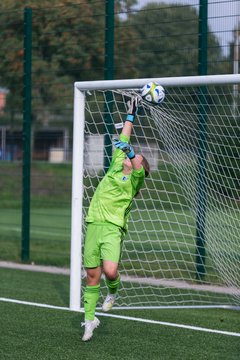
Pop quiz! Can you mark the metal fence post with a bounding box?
[21,7,32,262]
[104,0,115,172]
[195,0,208,280]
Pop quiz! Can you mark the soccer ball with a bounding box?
[141,82,165,104]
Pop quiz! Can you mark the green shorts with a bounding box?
[83,222,124,268]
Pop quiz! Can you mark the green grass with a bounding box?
[0,268,240,360]
[1,302,240,360]
[0,268,69,306]
[0,161,72,209]
[0,207,71,265]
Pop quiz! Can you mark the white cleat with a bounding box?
[102,294,116,312]
[81,317,100,341]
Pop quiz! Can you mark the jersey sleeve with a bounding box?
[110,133,130,169]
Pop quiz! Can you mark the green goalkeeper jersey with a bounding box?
[86,134,145,232]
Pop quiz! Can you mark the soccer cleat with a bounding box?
[81,317,100,341]
[102,294,116,312]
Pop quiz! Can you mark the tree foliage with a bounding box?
[126,2,228,78]
[0,0,138,123]
[0,0,229,123]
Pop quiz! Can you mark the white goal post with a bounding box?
[70,74,240,311]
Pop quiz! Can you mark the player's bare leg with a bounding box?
[102,260,120,312]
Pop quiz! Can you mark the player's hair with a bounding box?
[141,154,150,177]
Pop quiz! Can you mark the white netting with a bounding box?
[81,82,240,308]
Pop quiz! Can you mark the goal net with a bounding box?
[70,75,240,311]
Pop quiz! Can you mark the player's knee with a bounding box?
[104,269,118,281]
[86,267,101,285]
[103,260,118,280]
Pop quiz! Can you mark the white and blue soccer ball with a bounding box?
[141,82,165,104]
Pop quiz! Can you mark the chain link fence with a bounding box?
[0,0,239,266]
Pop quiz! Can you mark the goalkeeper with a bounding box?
[82,96,150,341]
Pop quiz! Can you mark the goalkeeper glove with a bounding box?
[113,139,135,159]
[126,96,141,123]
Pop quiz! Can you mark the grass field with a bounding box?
[0,267,240,360]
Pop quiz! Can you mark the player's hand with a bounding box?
[126,96,141,123]
[113,139,135,159]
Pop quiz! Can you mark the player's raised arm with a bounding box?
[121,96,140,138]
[113,96,143,171]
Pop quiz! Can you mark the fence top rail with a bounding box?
[75,74,240,91]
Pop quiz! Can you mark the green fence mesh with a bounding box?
[0,0,239,266]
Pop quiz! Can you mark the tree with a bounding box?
[0,0,139,125]
[125,2,228,78]
[0,0,230,126]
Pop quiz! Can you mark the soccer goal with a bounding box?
[70,74,240,312]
